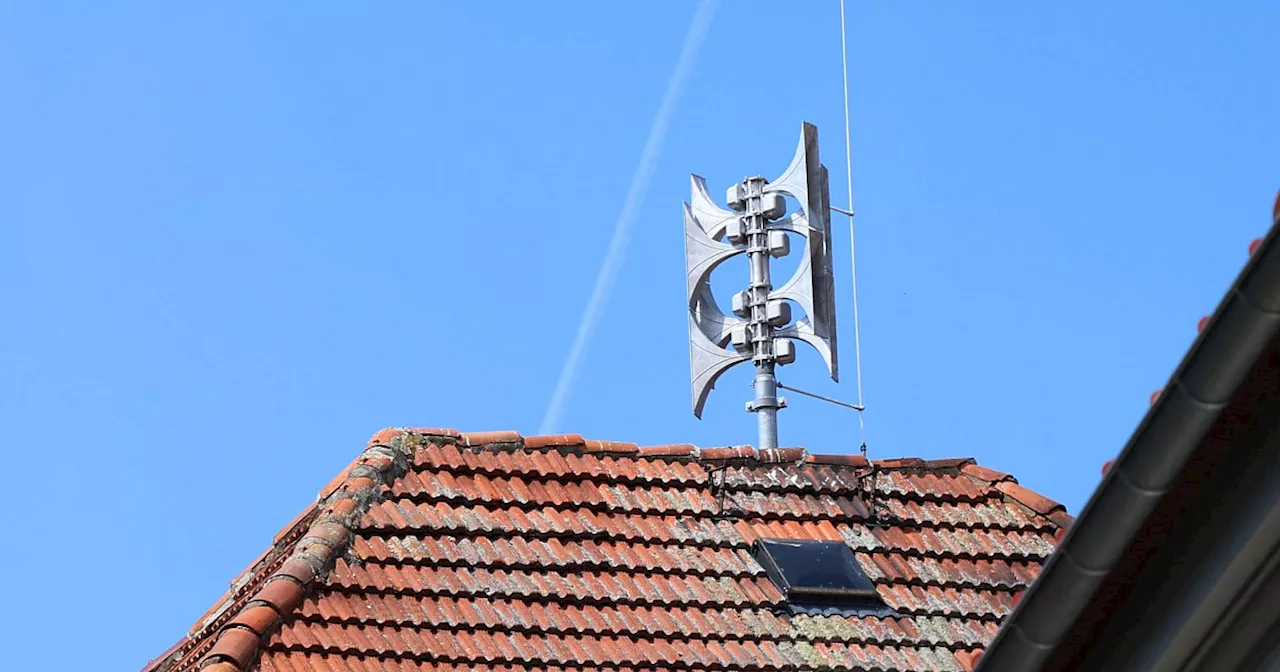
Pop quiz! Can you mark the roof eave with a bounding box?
[1071,348,1280,670]
[977,203,1280,671]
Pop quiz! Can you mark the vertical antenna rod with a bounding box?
[838,0,867,446]
[683,123,841,450]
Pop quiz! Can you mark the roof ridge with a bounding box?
[445,428,1080,529]
[959,463,1074,529]
[445,428,981,472]
[442,431,1075,524]
[145,429,422,672]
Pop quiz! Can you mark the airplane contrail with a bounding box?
[539,0,718,435]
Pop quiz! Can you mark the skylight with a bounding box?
[752,539,884,608]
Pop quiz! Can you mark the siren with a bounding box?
[682,122,842,440]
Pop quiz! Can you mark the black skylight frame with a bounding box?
[752,538,884,607]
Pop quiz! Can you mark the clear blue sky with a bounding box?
[2,2,1277,669]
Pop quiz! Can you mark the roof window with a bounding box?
[752,539,885,608]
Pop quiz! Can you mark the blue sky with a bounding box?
[1,2,1277,669]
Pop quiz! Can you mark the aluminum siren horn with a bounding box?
[684,177,749,418]
[681,121,843,450]
[762,122,840,381]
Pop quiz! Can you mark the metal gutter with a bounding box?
[976,195,1280,671]
[1069,346,1280,670]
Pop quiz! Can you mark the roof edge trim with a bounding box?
[144,428,423,672]
[977,194,1280,671]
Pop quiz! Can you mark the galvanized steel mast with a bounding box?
[739,175,784,450]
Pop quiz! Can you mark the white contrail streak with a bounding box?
[539,0,717,435]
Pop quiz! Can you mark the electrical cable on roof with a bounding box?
[838,0,868,451]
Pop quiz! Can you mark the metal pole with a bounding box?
[753,368,779,449]
[744,176,780,450]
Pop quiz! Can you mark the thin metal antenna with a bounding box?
[839,0,868,448]
[683,123,840,450]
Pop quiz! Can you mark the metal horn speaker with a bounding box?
[684,175,749,417]
[763,122,840,381]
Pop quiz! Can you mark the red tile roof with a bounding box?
[144,428,1071,672]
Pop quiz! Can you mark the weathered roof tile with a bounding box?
[146,428,1068,672]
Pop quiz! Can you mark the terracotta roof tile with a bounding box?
[806,452,870,466]
[522,433,585,450]
[638,443,699,457]
[461,430,522,447]
[994,480,1066,517]
[958,463,1012,484]
[146,428,1069,671]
